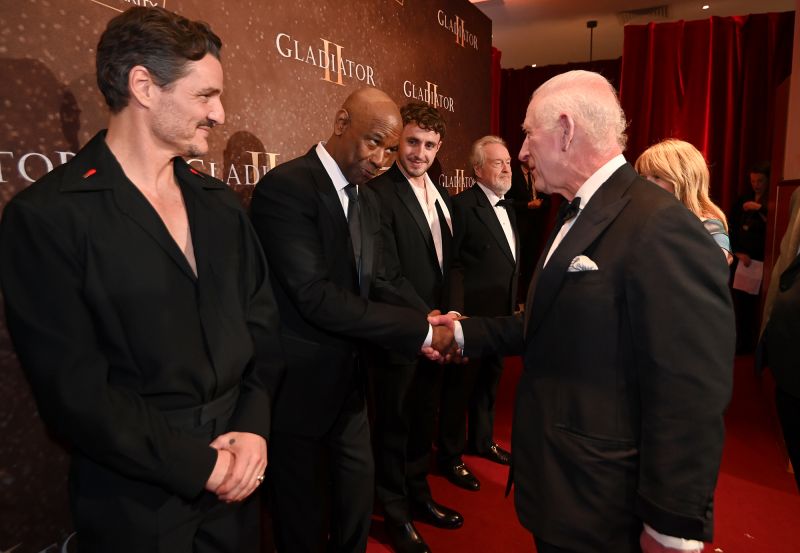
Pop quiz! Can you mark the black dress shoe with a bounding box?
[385,521,431,553]
[480,442,511,465]
[441,461,480,491]
[411,498,464,529]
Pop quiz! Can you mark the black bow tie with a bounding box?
[558,197,581,223]
[495,198,514,208]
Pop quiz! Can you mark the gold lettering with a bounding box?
[321,39,345,86]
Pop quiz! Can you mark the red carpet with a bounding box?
[367,356,800,552]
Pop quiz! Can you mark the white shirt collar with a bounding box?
[476,182,503,206]
[573,154,626,208]
[315,142,349,193]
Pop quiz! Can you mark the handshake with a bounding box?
[421,310,469,364]
[205,431,268,503]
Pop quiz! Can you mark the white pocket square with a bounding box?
[567,255,599,272]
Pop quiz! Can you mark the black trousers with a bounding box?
[437,354,503,465]
[371,356,444,523]
[775,385,800,491]
[268,386,374,553]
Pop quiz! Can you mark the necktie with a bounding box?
[344,184,362,280]
[557,196,581,223]
[496,198,514,209]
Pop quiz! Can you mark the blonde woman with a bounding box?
[635,139,733,264]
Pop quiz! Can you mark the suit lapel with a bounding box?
[306,149,360,287]
[392,166,439,265]
[174,159,229,283]
[525,165,635,339]
[473,186,515,265]
[111,162,199,283]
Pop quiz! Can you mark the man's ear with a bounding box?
[333,108,350,136]
[128,65,157,109]
[558,114,575,152]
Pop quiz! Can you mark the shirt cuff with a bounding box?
[454,320,464,350]
[644,524,703,551]
[422,324,433,348]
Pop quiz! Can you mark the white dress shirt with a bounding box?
[402,169,453,271]
[543,154,626,267]
[315,142,351,217]
[476,182,516,261]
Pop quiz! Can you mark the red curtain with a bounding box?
[620,12,795,213]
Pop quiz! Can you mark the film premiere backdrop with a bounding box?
[0,0,491,550]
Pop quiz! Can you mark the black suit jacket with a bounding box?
[449,183,519,317]
[462,163,734,550]
[367,163,455,313]
[0,131,281,501]
[250,148,428,438]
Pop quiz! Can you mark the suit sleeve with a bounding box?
[460,313,526,358]
[227,214,285,439]
[0,200,217,499]
[627,203,735,541]
[250,168,427,356]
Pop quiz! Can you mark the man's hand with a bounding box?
[209,431,268,502]
[431,323,457,360]
[742,200,762,212]
[423,313,469,364]
[528,198,543,209]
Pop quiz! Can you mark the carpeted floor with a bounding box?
[366,355,800,552]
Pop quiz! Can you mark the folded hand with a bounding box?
[208,431,268,502]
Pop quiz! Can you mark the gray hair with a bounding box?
[530,70,627,152]
[470,135,507,171]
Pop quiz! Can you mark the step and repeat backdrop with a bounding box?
[0,0,491,550]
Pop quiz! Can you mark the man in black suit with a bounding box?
[250,88,452,553]
[437,136,517,492]
[366,102,461,553]
[0,7,280,551]
[430,70,735,553]
[760,187,800,491]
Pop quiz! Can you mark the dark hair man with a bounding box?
[249,88,454,553]
[0,7,281,551]
[366,101,462,553]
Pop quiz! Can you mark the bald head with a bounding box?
[326,87,402,185]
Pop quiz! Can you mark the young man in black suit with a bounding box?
[0,7,280,551]
[430,71,735,553]
[365,102,461,553]
[249,88,453,553]
[437,136,518,492]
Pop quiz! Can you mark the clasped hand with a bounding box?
[205,431,267,502]
[421,310,468,364]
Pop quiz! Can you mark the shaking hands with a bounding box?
[421,310,468,364]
